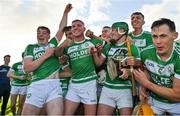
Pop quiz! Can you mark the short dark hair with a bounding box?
[103,26,111,29]
[4,55,10,59]
[131,12,144,19]
[151,18,176,32]
[72,19,84,25]
[22,52,25,58]
[63,26,72,32]
[37,26,50,34]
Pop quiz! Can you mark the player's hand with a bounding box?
[89,47,97,55]
[119,68,129,80]
[26,77,32,81]
[126,56,136,67]
[19,76,25,80]
[96,44,103,56]
[59,55,69,65]
[133,69,150,88]
[44,48,55,58]
[64,3,72,14]
[85,29,94,38]
[95,44,103,52]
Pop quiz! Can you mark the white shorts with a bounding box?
[10,85,27,95]
[148,97,180,115]
[99,87,133,109]
[66,80,97,104]
[25,79,63,108]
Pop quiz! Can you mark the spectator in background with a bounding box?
[0,55,11,115]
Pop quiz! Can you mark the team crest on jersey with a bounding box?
[111,48,128,61]
[146,60,174,77]
[157,64,174,76]
[84,42,90,47]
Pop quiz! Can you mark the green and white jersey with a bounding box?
[59,67,70,97]
[24,37,60,82]
[129,31,153,51]
[60,77,70,97]
[141,43,180,103]
[11,61,30,86]
[63,38,103,83]
[102,42,140,89]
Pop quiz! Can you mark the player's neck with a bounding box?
[117,36,126,44]
[102,37,110,43]
[133,28,143,35]
[158,47,173,61]
[4,63,9,66]
[74,35,85,42]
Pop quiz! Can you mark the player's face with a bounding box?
[37,28,50,45]
[111,28,125,41]
[4,56,10,65]
[131,14,144,29]
[152,24,177,58]
[71,21,85,37]
[65,30,73,40]
[101,27,111,39]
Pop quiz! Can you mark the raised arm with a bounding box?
[56,3,72,42]
[54,38,72,57]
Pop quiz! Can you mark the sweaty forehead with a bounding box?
[72,21,84,25]
[37,28,48,33]
[131,14,143,18]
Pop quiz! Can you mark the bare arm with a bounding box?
[7,70,25,80]
[133,69,180,101]
[23,48,54,73]
[90,46,105,67]
[55,4,72,42]
[148,77,180,101]
[54,38,72,57]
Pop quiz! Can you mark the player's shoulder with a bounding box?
[174,42,180,55]
[143,31,151,34]
[141,44,154,53]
